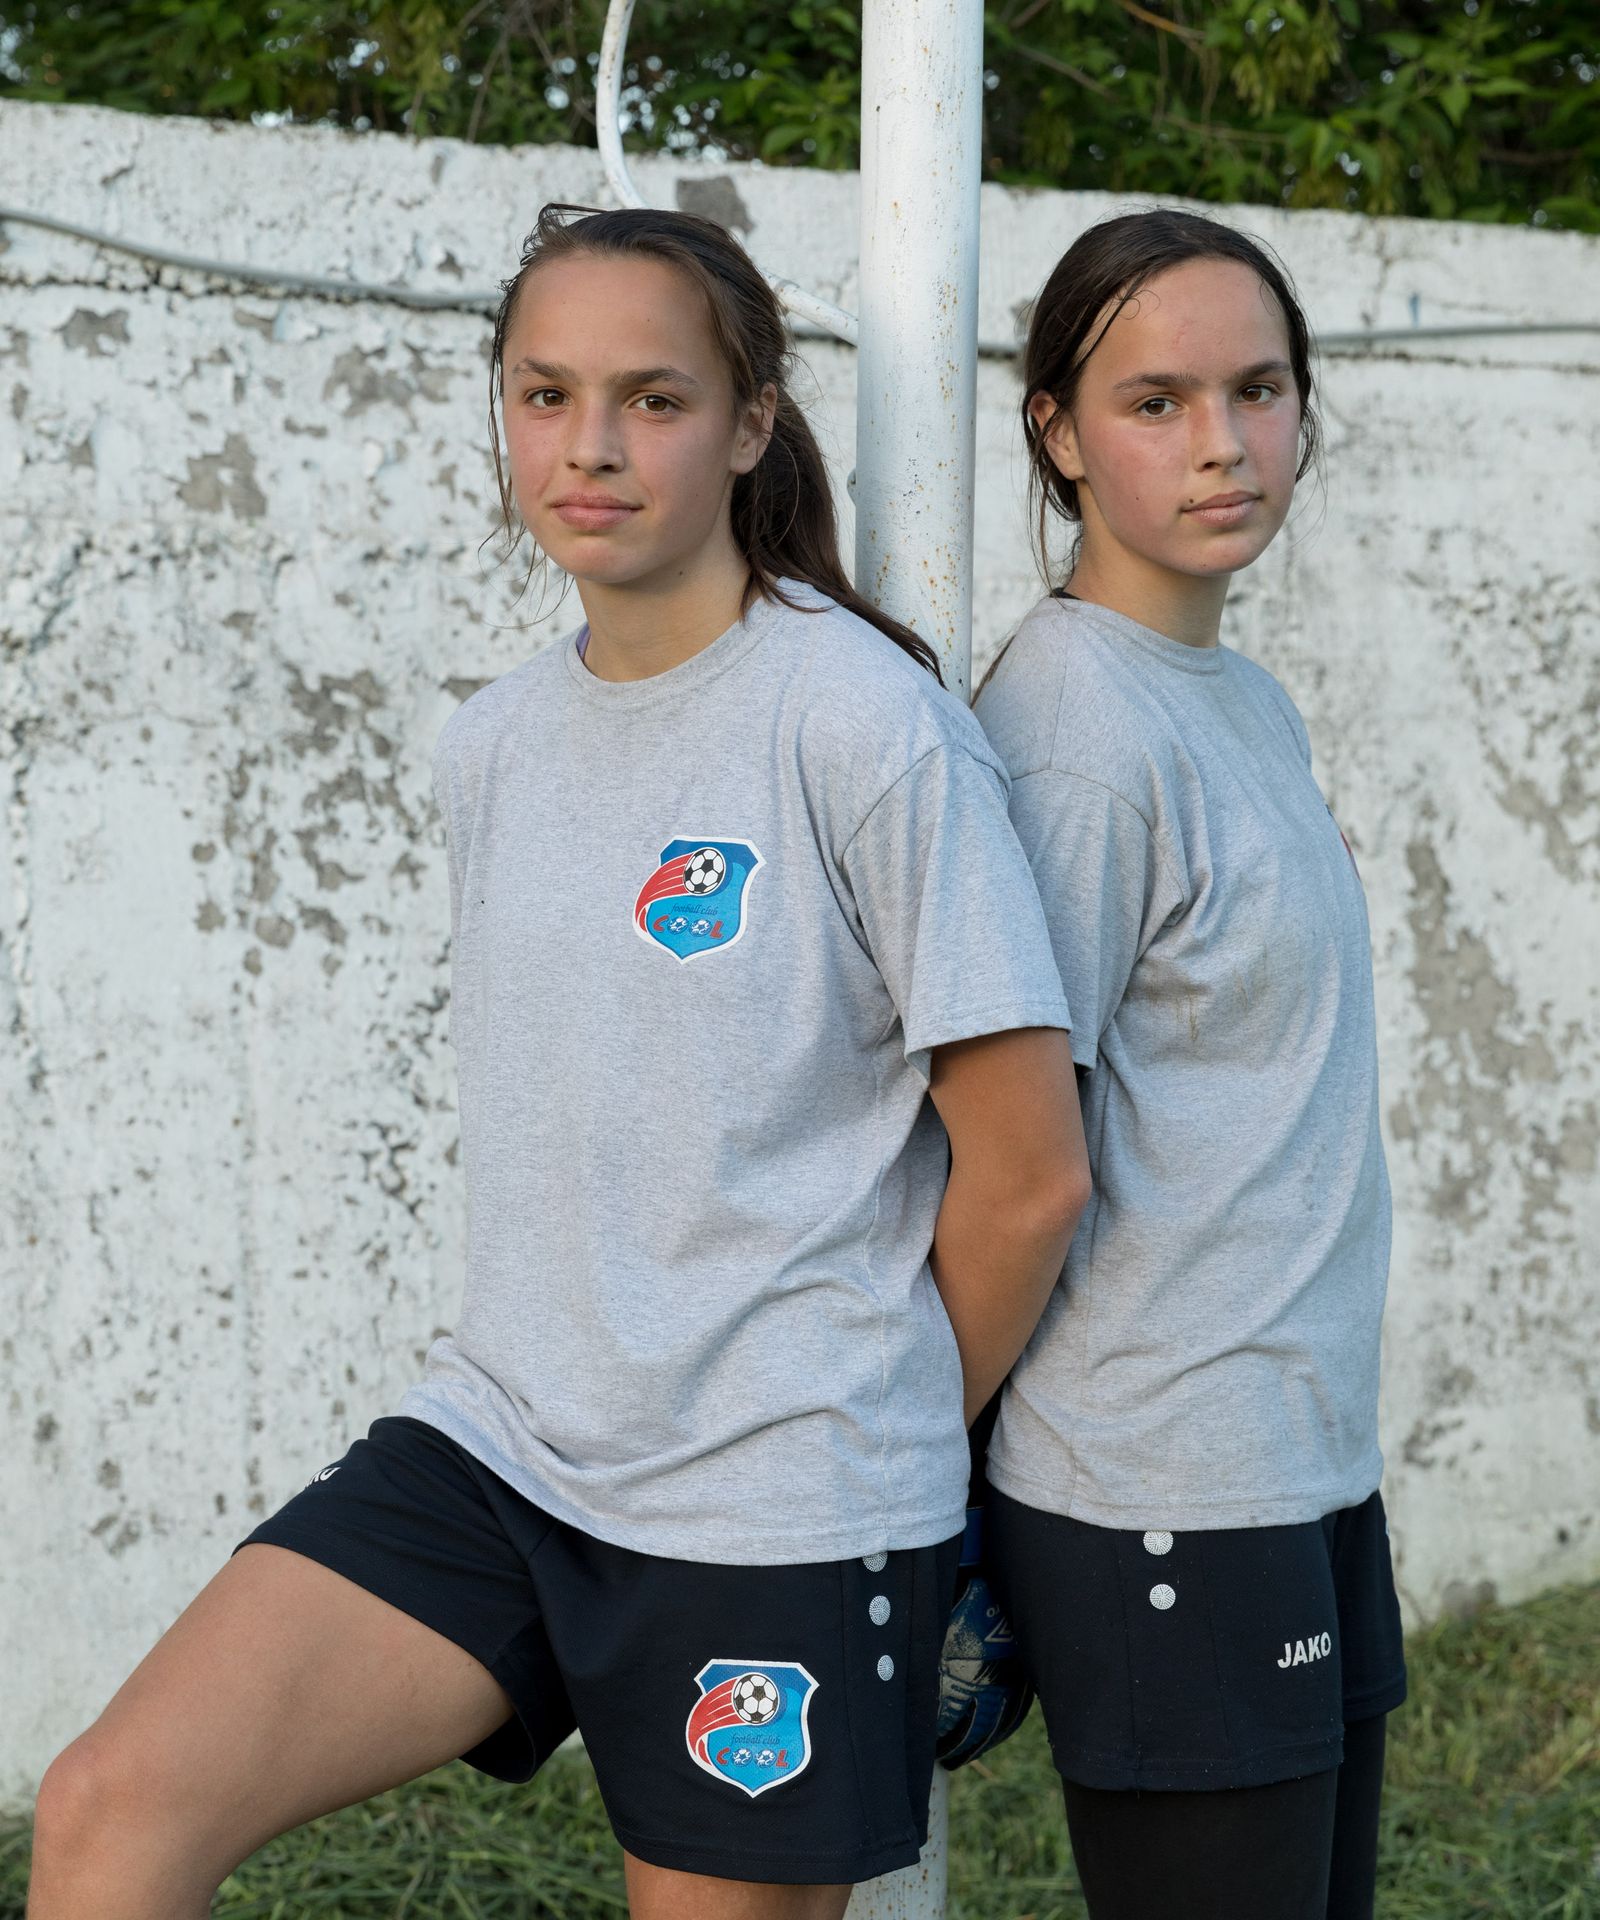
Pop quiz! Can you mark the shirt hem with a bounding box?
[404,1396,966,1566]
[986,1454,1385,1532]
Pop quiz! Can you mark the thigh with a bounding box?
[624,1854,850,1920]
[72,1540,515,1874]
[247,1416,577,1781]
[1062,1768,1339,1920]
[1326,1713,1387,1920]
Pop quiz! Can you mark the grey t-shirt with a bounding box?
[976,596,1391,1531]
[402,585,1072,1564]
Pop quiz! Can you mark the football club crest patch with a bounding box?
[685,1660,817,1798]
[633,838,763,963]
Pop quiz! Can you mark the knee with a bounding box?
[33,1728,151,1877]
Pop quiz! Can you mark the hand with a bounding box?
[935,1507,1034,1770]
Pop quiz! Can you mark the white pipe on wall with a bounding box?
[850,0,984,697]
[847,3,983,1915]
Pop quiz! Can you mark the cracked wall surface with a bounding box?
[2,101,1598,1802]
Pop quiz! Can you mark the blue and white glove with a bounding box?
[935,1504,1034,1770]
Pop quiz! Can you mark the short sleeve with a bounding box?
[840,743,1073,1083]
[1007,769,1182,1071]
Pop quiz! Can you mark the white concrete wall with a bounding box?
[2,101,1597,1807]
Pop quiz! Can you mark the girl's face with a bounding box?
[1034,257,1304,583]
[500,254,772,592]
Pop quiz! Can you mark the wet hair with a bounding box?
[1020,208,1321,585]
[489,203,940,680]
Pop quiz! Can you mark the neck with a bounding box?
[577,534,754,683]
[1066,544,1230,651]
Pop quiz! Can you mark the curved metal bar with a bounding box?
[596,0,859,345]
[596,0,648,211]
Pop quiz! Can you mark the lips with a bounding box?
[549,495,640,531]
[1184,491,1260,527]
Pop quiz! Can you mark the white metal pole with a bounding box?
[847,1,983,1914]
[850,0,984,697]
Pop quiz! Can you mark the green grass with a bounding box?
[4,1582,1595,1918]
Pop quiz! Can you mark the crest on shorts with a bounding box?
[685,1660,817,1797]
[633,838,763,963]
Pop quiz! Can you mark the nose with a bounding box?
[1192,392,1246,473]
[564,395,625,474]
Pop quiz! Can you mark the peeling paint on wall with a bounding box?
[2,100,1599,1807]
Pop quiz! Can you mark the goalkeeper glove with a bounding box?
[935,1504,1034,1769]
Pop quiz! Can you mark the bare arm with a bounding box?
[926,1026,1089,1426]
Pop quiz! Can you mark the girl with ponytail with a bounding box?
[976,209,1404,1920]
[32,205,1088,1919]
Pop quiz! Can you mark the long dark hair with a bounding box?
[489,203,940,680]
[1020,208,1322,586]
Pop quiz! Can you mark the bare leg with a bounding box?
[29,1544,516,1920]
[625,1855,851,1920]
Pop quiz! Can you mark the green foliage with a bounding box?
[0,4,1595,227]
[1,1581,1596,1917]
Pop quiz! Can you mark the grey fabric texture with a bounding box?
[976,596,1391,1531]
[402,584,1072,1564]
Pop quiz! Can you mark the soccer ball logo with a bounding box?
[731,1672,782,1725]
[683,848,726,896]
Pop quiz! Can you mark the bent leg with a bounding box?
[1062,1769,1339,1920]
[624,1854,850,1920]
[30,1543,515,1920]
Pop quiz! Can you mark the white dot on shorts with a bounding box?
[1143,1530,1174,1556]
[1149,1583,1176,1610]
[869,1595,891,1626]
[862,1551,888,1572]
[877,1654,895,1681]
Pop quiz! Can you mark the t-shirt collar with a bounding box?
[1055,595,1227,676]
[562,590,789,706]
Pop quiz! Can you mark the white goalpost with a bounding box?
[596,2,984,1912]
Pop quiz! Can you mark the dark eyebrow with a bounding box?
[507,356,704,392]
[1111,359,1292,394]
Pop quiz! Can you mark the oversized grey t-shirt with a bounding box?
[402,585,1072,1564]
[976,597,1391,1531]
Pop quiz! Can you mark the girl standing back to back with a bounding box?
[976,210,1405,1920]
[31,206,1089,1920]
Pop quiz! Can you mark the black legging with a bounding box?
[1061,1713,1387,1920]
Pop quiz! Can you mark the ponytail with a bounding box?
[490,204,941,683]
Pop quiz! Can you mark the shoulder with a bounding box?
[1226,648,1313,764]
[433,640,568,781]
[976,599,1176,823]
[765,584,1004,794]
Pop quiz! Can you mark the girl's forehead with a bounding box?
[1087,259,1291,375]
[504,253,723,374]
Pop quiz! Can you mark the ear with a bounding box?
[1028,391,1084,484]
[731,382,779,476]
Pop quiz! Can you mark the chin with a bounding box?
[535,535,647,588]
[1167,531,1283,578]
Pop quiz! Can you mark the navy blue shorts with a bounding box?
[242,1416,960,1885]
[987,1487,1406,1792]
